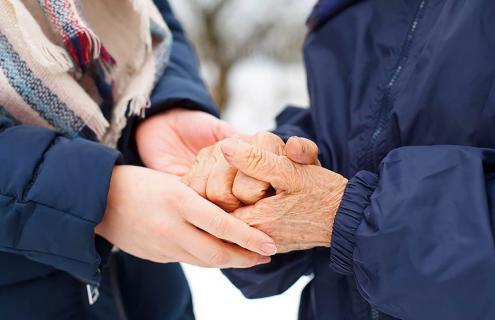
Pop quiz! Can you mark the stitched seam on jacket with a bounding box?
[22,136,58,200]
[0,193,98,224]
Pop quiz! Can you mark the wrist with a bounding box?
[95,165,126,239]
[323,175,348,246]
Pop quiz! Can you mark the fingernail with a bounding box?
[257,256,271,265]
[260,243,277,256]
[298,138,307,153]
[221,138,239,157]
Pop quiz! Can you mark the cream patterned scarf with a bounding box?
[0,0,172,147]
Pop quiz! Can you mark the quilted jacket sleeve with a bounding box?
[330,146,495,319]
[0,117,120,284]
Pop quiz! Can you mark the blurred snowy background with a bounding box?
[168,0,315,319]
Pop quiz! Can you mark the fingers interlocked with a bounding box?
[182,132,320,212]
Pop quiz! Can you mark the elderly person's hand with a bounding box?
[182,132,320,212]
[220,138,348,253]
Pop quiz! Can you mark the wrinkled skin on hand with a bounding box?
[182,132,320,212]
[220,138,348,253]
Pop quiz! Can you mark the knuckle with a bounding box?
[231,185,247,199]
[255,131,269,140]
[257,132,284,150]
[246,148,264,171]
[208,190,240,209]
[268,133,285,147]
[206,183,224,199]
[189,179,208,198]
[233,185,265,204]
[207,189,226,202]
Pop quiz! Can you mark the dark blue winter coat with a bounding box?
[0,1,215,319]
[224,1,495,319]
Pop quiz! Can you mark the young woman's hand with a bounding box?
[136,108,236,176]
[95,166,277,268]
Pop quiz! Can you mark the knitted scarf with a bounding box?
[0,0,172,147]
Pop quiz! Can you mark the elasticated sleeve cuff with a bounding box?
[330,170,377,275]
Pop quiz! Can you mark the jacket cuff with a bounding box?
[22,137,121,284]
[330,170,378,275]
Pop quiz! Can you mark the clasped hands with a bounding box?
[97,109,348,270]
[182,132,348,254]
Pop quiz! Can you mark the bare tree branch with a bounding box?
[170,0,309,111]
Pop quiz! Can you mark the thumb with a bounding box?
[285,137,320,165]
[221,138,293,190]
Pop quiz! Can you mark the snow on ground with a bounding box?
[183,265,310,320]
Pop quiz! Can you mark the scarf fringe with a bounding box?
[68,28,99,67]
[101,95,150,147]
[40,0,116,71]
[128,95,150,118]
[66,28,116,69]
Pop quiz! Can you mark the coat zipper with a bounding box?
[371,307,380,320]
[109,255,128,320]
[367,0,427,169]
[367,1,427,317]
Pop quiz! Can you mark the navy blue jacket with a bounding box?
[0,2,215,319]
[224,1,495,319]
